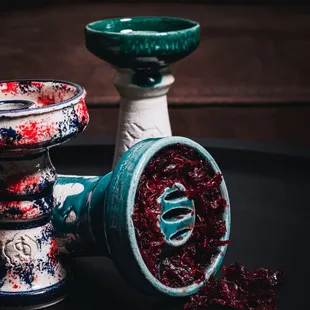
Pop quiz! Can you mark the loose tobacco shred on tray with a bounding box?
[183,263,284,310]
[132,144,284,309]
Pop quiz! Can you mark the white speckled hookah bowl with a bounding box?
[0,80,88,309]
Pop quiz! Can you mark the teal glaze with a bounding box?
[52,173,112,256]
[158,183,195,247]
[104,136,231,297]
[87,173,112,255]
[85,16,200,69]
[51,137,230,298]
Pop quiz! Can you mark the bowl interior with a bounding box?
[0,80,80,111]
[87,17,198,35]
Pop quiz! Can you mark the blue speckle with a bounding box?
[38,258,56,276]
[69,107,86,132]
[12,262,35,286]
[36,225,53,249]
[56,106,85,142]
[37,178,55,194]
[0,205,23,219]
[0,127,22,145]
[0,258,6,288]
[57,120,67,140]
[33,194,54,215]
[22,177,54,196]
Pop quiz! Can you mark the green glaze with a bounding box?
[50,137,230,298]
[85,16,200,70]
[158,183,195,247]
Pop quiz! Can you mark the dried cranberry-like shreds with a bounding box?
[183,263,284,309]
[132,144,230,288]
[132,143,283,309]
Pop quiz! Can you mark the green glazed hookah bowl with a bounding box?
[85,16,200,166]
[0,79,88,309]
[54,136,231,298]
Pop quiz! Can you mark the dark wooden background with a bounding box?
[1,2,310,149]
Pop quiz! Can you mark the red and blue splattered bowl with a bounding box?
[0,80,88,151]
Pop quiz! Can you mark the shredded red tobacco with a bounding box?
[132,144,283,309]
[183,263,284,309]
[133,144,230,288]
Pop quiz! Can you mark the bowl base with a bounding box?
[0,277,70,310]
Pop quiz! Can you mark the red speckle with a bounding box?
[13,284,18,289]
[60,83,68,90]
[37,94,56,107]
[48,239,59,264]
[16,120,55,145]
[1,82,18,94]
[17,121,42,144]
[0,200,40,220]
[76,98,89,125]
[6,175,41,194]
[31,81,44,90]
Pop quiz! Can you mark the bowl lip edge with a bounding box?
[85,16,200,37]
[0,79,86,117]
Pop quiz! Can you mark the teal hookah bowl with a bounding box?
[53,136,231,297]
[85,16,200,166]
[0,79,88,309]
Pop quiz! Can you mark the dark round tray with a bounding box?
[49,137,310,310]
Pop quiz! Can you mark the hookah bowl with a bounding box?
[85,17,200,166]
[53,136,231,297]
[0,80,88,309]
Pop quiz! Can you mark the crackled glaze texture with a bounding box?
[0,80,88,309]
[85,17,200,166]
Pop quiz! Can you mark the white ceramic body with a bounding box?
[112,68,174,166]
[0,80,88,309]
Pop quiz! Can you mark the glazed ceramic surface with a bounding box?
[0,80,88,309]
[85,17,200,166]
[52,174,111,256]
[85,17,200,69]
[52,137,230,298]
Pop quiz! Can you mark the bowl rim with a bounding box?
[0,79,86,117]
[85,16,200,37]
[106,136,231,297]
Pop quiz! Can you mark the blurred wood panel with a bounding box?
[3,1,303,12]
[81,106,310,148]
[1,3,310,147]
[1,3,310,105]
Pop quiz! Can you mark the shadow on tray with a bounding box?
[55,257,184,310]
